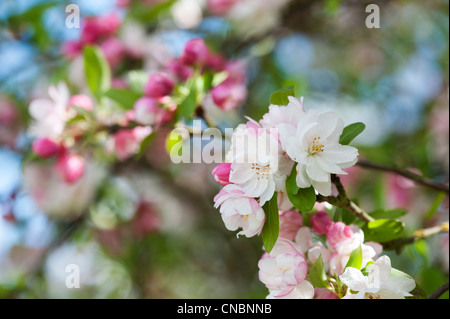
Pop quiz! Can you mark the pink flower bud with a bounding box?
[114,126,152,161]
[62,40,82,59]
[212,162,232,186]
[211,82,247,110]
[166,59,194,81]
[32,138,64,158]
[100,37,125,68]
[68,94,93,111]
[310,211,333,235]
[225,60,247,83]
[180,38,209,66]
[56,153,85,184]
[206,52,227,72]
[326,222,353,248]
[279,210,303,241]
[134,97,159,125]
[144,72,174,98]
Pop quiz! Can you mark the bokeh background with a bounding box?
[0,0,448,298]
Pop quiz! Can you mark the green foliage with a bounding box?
[286,164,317,213]
[83,46,111,99]
[339,122,366,145]
[345,245,363,270]
[363,219,405,242]
[104,88,142,110]
[309,255,329,288]
[269,86,295,105]
[261,193,279,254]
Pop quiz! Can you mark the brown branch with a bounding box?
[316,175,375,224]
[382,222,449,253]
[428,282,449,299]
[356,159,449,194]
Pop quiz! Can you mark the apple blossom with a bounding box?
[340,255,416,299]
[279,210,303,241]
[100,37,125,68]
[258,239,314,299]
[180,38,210,66]
[114,126,153,161]
[211,162,232,186]
[134,97,173,127]
[144,72,175,98]
[310,210,333,235]
[227,122,293,206]
[213,184,265,237]
[67,94,94,112]
[211,82,247,111]
[32,137,65,158]
[277,102,359,196]
[56,153,85,184]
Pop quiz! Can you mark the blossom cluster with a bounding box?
[212,97,416,298]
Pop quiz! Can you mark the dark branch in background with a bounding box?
[356,159,449,194]
[428,282,449,299]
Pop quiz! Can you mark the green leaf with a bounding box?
[369,208,409,220]
[136,132,155,159]
[83,46,111,98]
[425,192,447,220]
[286,163,299,195]
[339,122,366,145]
[309,255,329,288]
[104,88,142,110]
[363,219,405,242]
[176,81,198,120]
[345,245,363,270]
[270,86,295,106]
[285,164,316,212]
[261,192,279,254]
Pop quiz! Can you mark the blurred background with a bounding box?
[0,0,448,298]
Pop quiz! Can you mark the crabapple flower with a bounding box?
[211,162,232,186]
[56,153,85,184]
[211,82,247,111]
[180,38,210,66]
[277,101,359,196]
[310,210,333,235]
[28,82,71,139]
[114,126,153,161]
[328,225,382,276]
[294,226,331,269]
[144,72,175,98]
[340,255,416,299]
[134,97,173,127]
[67,94,93,111]
[213,184,265,237]
[227,122,294,206]
[279,210,303,241]
[260,96,305,130]
[32,138,65,158]
[258,239,314,299]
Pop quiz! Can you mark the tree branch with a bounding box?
[428,282,449,299]
[382,222,449,253]
[356,159,449,194]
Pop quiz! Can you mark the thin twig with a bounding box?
[383,222,449,253]
[356,159,449,194]
[428,282,449,299]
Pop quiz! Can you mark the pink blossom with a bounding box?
[134,97,173,127]
[258,239,314,299]
[67,94,93,111]
[166,59,194,81]
[211,162,232,186]
[206,52,227,72]
[32,138,65,158]
[56,153,85,184]
[310,211,333,235]
[224,60,247,83]
[144,72,174,98]
[315,288,338,299]
[211,82,247,110]
[81,13,121,44]
[326,222,353,249]
[100,37,125,68]
[213,184,265,237]
[62,40,82,59]
[114,126,152,161]
[279,210,303,241]
[180,38,210,66]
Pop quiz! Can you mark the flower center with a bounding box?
[251,163,271,180]
[364,292,381,299]
[309,137,324,155]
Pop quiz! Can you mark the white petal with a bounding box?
[311,178,332,196]
[306,158,330,182]
[339,267,369,292]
